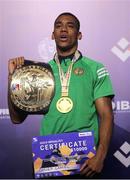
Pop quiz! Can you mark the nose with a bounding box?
[61,24,67,31]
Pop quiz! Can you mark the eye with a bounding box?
[68,24,74,28]
[67,23,75,28]
[55,23,62,28]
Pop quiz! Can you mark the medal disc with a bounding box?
[10,64,55,113]
[56,97,73,113]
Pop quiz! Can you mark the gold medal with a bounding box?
[56,97,73,113]
[54,50,80,113]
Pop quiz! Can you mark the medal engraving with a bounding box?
[56,97,73,113]
[10,64,55,113]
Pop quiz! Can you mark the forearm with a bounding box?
[96,115,114,162]
[80,97,114,176]
[8,75,28,124]
[95,97,114,162]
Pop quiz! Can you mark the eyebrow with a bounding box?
[55,21,76,25]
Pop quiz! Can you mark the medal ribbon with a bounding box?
[54,50,80,97]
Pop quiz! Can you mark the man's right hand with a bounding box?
[8,56,28,124]
[8,56,24,75]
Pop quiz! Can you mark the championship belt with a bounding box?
[10,60,55,114]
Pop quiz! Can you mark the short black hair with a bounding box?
[54,12,80,31]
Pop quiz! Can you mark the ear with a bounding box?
[78,32,82,40]
[51,32,55,40]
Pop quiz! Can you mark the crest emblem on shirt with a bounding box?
[73,67,84,75]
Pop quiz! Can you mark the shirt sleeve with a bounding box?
[93,64,115,100]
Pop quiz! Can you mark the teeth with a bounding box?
[60,37,67,41]
[60,35,68,41]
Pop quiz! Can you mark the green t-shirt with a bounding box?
[40,56,114,145]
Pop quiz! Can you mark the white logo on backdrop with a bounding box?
[111,38,130,62]
[0,109,10,119]
[38,37,56,63]
[112,100,130,113]
[114,141,130,167]
[113,100,130,133]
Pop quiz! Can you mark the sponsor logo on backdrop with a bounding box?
[0,109,10,119]
[114,141,130,167]
[111,38,130,62]
[112,100,130,113]
[38,37,56,63]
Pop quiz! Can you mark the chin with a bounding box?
[57,45,73,52]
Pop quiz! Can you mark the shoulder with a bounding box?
[81,56,106,75]
[48,59,56,69]
[81,56,104,68]
[48,59,54,64]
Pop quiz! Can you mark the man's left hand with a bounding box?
[80,155,104,177]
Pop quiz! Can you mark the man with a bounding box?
[8,12,114,178]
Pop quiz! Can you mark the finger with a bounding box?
[16,57,20,68]
[18,57,22,68]
[19,56,24,66]
[21,56,24,65]
[18,56,25,68]
[80,166,90,175]
[80,159,88,171]
[9,59,16,66]
[89,172,96,178]
[86,170,95,177]
[8,58,17,74]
